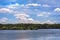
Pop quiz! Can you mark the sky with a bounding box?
[0,0,60,24]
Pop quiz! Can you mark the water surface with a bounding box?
[0,29,60,40]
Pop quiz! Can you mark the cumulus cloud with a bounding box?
[14,13,30,20]
[0,4,21,14]
[42,4,51,7]
[42,20,56,24]
[37,12,51,17]
[7,3,41,9]
[7,3,31,9]
[0,18,8,24]
[26,3,41,6]
[54,8,60,12]
[14,13,31,23]
[14,13,40,23]
[25,3,51,7]
[7,3,20,9]
[0,8,13,13]
[7,3,50,9]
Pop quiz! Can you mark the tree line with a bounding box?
[0,24,60,30]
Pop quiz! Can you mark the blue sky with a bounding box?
[0,0,60,24]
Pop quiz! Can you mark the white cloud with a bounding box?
[7,3,51,10]
[0,18,8,24]
[14,13,31,23]
[28,18,34,21]
[0,5,21,14]
[14,13,30,21]
[7,3,20,9]
[26,3,41,6]
[14,13,40,23]
[37,12,51,17]
[0,8,13,13]
[42,20,56,24]
[38,13,44,16]
[26,3,50,7]
[42,4,51,7]
[7,3,41,9]
[54,8,60,12]
[7,3,30,9]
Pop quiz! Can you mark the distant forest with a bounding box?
[0,24,60,30]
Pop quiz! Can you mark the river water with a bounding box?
[0,29,60,40]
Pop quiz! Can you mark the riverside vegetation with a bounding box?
[0,24,60,30]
